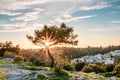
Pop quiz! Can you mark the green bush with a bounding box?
[42,67,51,71]
[3,51,15,58]
[90,63,106,73]
[51,75,69,80]
[37,73,49,79]
[63,65,74,71]
[0,72,6,80]
[0,49,6,57]
[54,54,70,73]
[29,56,36,63]
[58,70,69,77]
[33,59,45,66]
[29,56,45,66]
[54,67,62,74]
[23,57,27,62]
[22,66,42,70]
[54,67,70,78]
[82,65,93,73]
[92,62,103,66]
[100,64,106,72]
[106,64,115,72]
[14,55,24,63]
[114,56,120,64]
[90,64,103,73]
[102,72,113,77]
[75,62,86,71]
[112,64,120,77]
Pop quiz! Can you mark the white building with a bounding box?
[71,50,120,64]
[105,58,114,64]
[111,50,120,56]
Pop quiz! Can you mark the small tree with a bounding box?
[27,23,78,67]
[0,41,20,57]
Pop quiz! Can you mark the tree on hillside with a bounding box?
[27,23,78,67]
[0,41,20,57]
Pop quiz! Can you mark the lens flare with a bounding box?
[45,41,50,47]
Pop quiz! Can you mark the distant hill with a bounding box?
[20,45,120,59]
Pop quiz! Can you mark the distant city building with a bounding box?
[71,50,120,64]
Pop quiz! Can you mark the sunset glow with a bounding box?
[0,0,120,49]
[44,40,54,48]
[45,41,51,47]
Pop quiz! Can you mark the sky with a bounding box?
[0,0,120,49]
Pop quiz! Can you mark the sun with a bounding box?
[44,41,51,47]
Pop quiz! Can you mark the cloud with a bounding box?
[0,0,113,31]
[0,10,22,16]
[21,0,98,23]
[0,0,104,21]
[79,2,110,11]
[0,22,28,32]
[110,20,120,23]
[54,15,96,22]
[0,0,47,11]
[0,0,46,16]
[10,8,45,21]
[32,23,53,29]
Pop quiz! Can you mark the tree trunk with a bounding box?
[46,47,54,68]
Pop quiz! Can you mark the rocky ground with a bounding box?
[0,58,119,80]
[0,58,52,80]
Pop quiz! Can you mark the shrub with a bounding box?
[23,57,27,62]
[42,67,51,71]
[54,68,70,78]
[3,51,15,58]
[82,65,93,73]
[90,63,106,73]
[75,62,86,71]
[33,59,45,66]
[54,67,62,74]
[114,56,120,64]
[100,64,106,72]
[92,62,106,71]
[102,72,113,77]
[0,49,6,57]
[59,70,69,76]
[37,73,49,79]
[22,66,42,70]
[29,56,45,66]
[106,64,115,72]
[90,64,104,73]
[92,62,103,66]
[63,65,74,71]
[14,55,24,63]
[0,72,6,80]
[112,64,120,77]
[54,54,70,73]
[29,56,37,63]
[51,76,68,80]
